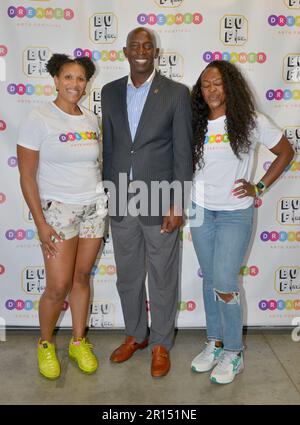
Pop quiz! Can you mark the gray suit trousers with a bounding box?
[111,215,179,351]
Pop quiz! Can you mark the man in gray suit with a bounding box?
[101,27,193,377]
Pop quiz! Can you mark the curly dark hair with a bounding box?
[191,60,256,170]
[46,53,96,81]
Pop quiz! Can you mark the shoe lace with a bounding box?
[78,340,94,359]
[200,341,217,357]
[215,351,237,371]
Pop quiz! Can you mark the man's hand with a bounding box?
[161,205,183,233]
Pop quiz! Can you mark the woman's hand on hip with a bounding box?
[232,179,256,198]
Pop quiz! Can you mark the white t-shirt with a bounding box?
[17,102,101,204]
[192,113,282,210]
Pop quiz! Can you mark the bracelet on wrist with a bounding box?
[256,180,267,196]
[254,185,260,197]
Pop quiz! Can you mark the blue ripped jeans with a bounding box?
[190,203,254,351]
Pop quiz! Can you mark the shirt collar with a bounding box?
[127,68,156,88]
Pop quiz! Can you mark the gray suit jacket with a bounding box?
[101,71,193,225]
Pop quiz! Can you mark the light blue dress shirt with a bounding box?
[127,69,155,180]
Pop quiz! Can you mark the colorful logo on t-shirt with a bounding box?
[58,131,98,143]
[204,133,229,144]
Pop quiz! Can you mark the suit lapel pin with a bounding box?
[154,88,159,94]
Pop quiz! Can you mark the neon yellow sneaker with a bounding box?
[69,337,98,374]
[37,339,60,379]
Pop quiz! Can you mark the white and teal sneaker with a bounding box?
[191,341,223,372]
[210,351,244,384]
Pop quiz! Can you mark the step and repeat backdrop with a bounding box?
[0,0,299,328]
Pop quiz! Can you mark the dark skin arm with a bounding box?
[232,135,294,198]
[160,205,183,234]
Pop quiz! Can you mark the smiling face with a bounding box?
[201,66,226,119]
[54,62,87,107]
[123,28,159,86]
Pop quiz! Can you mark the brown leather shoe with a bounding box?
[110,336,148,363]
[151,345,170,377]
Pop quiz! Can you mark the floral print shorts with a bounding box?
[41,200,106,241]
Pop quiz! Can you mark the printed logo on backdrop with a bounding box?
[74,48,125,63]
[0,264,5,275]
[283,54,300,83]
[89,88,101,115]
[284,0,300,9]
[22,266,45,295]
[137,12,203,26]
[284,126,300,153]
[287,159,300,173]
[7,83,55,96]
[7,6,74,20]
[5,299,68,311]
[0,193,6,204]
[7,156,18,167]
[277,198,300,225]
[275,266,300,294]
[220,15,248,46]
[0,120,6,131]
[0,45,8,57]
[178,301,196,311]
[264,158,300,178]
[23,47,51,78]
[203,51,266,64]
[258,299,300,311]
[260,229,300,244]
[154,0,184,7]
[157,52,183,81]
[240,265,259,276]
[5,227,40,249]
[91,261,116,285]
[90,13,118,44]
[268,14,300,27]
[266,88,300,101]
[5,228,37,241]
[89,301,115,328]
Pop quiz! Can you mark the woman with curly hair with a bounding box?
[190,60,293,384]
[17,54,107,379]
